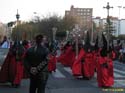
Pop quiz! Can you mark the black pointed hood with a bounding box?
[85,31,90,46]
[100,34,108,57]
[84,31,92,52]
[102,33,107,49]
[94,35,98,50]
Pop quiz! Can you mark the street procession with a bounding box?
[0,1,125,93]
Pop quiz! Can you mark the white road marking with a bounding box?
[52,69,65,78]
[64,67,72,75]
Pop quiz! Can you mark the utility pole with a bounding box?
[16,9,20,41]
[103,2,113,50]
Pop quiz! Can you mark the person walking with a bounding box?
[24,34,49,93]
[0,40,25,88]
[0,36,10,48]
[96,34,114,88]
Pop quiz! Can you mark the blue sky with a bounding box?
[0,0,125,23]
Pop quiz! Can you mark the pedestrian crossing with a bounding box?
[63,67,72,75]
[51,69,65,78]
[49,62,125,87]
[114,68,125,79]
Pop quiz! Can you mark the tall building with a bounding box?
[65,5,93,30]
[120,19,125,35]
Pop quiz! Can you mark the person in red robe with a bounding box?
[83,49,94,79]
[57,41,71,65]
[57,41,75,67]
[93,36,100,72]
[48,40,59,72]
[57,43,64,62]
[97,49,114,87]
[22,40,31,78]
[72,32,95,80]
[82,31,95,80]
[0,41,25,88]
[72,47,85,77]
[96,34,114,88]
[61,45,75,67]
[48,53,57,72]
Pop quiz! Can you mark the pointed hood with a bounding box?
[110,40,114,51]
[85,31,90,46]
[84,31,92,52]
[102,33,107,49]
[100,34,108,57]
[94,35,98,50]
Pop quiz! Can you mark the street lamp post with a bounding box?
[16,9,20,41]
[16,9,20,23]
[103,2,113,50]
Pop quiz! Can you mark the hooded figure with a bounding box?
[97,33,114,87]
[93,35,100,72]
[78,31,95,79]
[72,32,94,78]
[84,31,93,53]
[94,35,99,51]
[0,40,25,88]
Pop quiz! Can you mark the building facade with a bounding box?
[65,5,93,30]
[93,16,125,36]
[120,19,125,35]
[0,22,7,41]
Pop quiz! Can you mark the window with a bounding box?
[87,9,90,12]
[87,13,90,15]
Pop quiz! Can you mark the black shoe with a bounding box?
[82,77,90,80]
[101,86,111,88]
[11,83,14,87]
[15,84,20,88]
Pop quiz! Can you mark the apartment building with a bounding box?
[65,5,93,30]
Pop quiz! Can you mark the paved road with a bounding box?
[46,61,125,93]
[0,62,125,93]
[0,49,125,93]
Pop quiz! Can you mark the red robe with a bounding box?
[93,50,100,71]
[23,44,30,79]
[48,54,56,72]
[58,46,75,67]
[83,52,94,78]
[97,56,114,87]
[0,49,25,85]
[57,45,65,63]
[0,52,10,83]
[72,48,85,76]
[112,51,116,60]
